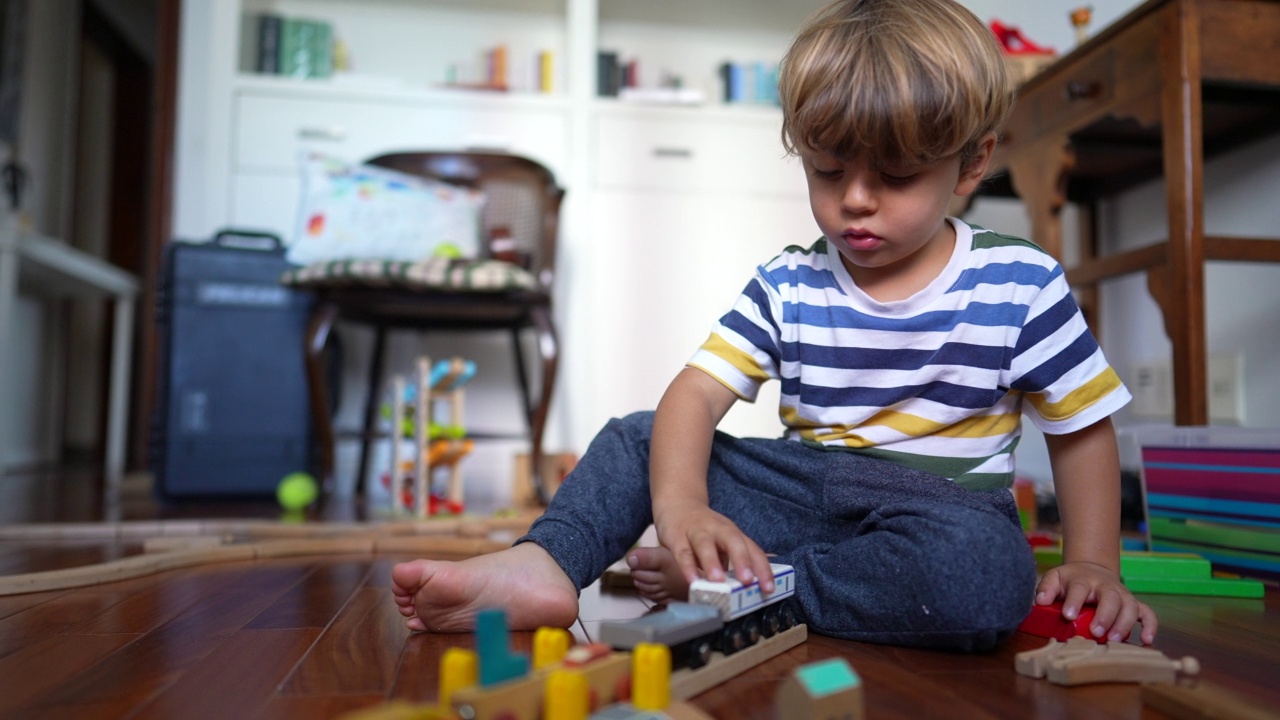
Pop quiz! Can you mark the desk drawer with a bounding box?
[594,111,806,197]
[1031,46,1116,137]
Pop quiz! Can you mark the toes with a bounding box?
[391,560,430,591]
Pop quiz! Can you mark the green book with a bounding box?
[279,18,332,79]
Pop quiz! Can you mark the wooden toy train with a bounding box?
[602,562,799,668]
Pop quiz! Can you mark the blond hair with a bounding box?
[779,0,1012,169]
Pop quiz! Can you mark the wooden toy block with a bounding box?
[477,608,530,686]
[1122,575,1264,598]
[1142,678,1280,720]
[631,643,672,710]
[1016,637,1199,686]
[774,657,863,720]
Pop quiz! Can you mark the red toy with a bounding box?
[989,20,1055,55]
[1019,601,1102,642]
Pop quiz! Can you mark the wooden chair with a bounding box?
[298,152,564,505]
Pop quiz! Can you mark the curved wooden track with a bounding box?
[0,513,538,596]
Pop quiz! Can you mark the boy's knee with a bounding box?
[605,411,655,439]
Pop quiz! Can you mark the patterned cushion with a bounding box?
[281,257,538,292]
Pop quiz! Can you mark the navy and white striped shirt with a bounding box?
[688,218,1131,489]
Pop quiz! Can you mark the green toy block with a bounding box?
[1118,552,1212,579]
[1122,575,1264,598]
[1149,517,1280,554]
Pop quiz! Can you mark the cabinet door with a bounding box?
[229,91,569,240]
[234,92,568,175]
[566,188,815,446]
[594,109,807,198]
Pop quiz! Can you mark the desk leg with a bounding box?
[1159,0,1207,425]
[104,296,135,517]
[0,233,16,479]
[1008,140,1076,261]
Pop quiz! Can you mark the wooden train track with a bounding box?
[0,512,540,596]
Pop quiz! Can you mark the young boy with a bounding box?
[393,0,1157,651]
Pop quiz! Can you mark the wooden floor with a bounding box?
[0,473,1278,719]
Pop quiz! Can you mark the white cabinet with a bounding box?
[228,82,569,239]
[593,105,807,198]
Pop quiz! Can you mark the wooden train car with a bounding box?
[601,563,799,667]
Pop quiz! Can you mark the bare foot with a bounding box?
[626,546,689,604]
[391,543,579,632]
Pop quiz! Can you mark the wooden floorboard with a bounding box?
[0,488,1276,719]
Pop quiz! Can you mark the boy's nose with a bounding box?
[841,177,877,214]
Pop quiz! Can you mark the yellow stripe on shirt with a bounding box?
[1026,366,1123,422]
[698,333,772,383]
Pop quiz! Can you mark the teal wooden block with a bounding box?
[476,608,529,687]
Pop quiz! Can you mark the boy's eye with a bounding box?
[811,167,842,180]
[881,172,918,186]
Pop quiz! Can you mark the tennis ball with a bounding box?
[277,472,318,510]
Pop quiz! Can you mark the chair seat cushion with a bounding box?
[281,257,538,292]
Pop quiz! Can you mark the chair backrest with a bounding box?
[365,152,565,291]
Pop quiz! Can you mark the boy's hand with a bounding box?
[653,501,776,594]
[1035,561,1158,644]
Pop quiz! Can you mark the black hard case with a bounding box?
[152,230,314,497]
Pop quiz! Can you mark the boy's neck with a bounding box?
[844,220,957,303]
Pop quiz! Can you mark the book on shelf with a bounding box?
[279,18,333,79]
[255,13,282,74]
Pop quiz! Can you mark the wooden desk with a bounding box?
[0,214,138,506]
[995,0,1280,425]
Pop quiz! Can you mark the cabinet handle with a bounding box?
[652,147,693,159]
[297,126,348,141]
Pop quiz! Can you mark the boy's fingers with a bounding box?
[1034,571,1062,605]
[690,532,727,582]
[1088,587,1121,639]
[1106,597,1139,643]
[754,552,776,594]
[1060,582,1092,621]
[1138,603,1159,644]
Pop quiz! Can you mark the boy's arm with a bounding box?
[1040,416,1158,644]
[650,367,776,593]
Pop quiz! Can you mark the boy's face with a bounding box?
[801,136,993,291]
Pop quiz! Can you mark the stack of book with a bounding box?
[253,14,334,80]
[718,61,779,105]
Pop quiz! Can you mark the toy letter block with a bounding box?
[774,657,863,720]
[476,609,529,687]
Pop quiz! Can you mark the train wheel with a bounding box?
[686,638,713,669]
[781,600,799,629]
[760,606,781,638]
[743,616,761,646]
[720,625,746,655]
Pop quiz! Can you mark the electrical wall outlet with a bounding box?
[1130,354,1246,423]
[1131,360,1173,418]
[1209,353,1246,425]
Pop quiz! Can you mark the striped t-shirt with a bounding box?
[688,218,1131,489]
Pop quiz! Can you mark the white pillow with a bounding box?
[286,152,485,265]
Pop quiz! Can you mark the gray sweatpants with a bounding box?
[519,411,1037,652]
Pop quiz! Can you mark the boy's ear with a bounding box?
[955,132,998,196]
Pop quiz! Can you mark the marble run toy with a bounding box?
[381,356,476,517]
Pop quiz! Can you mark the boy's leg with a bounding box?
[391,411,659,633]
[517,411,660,588]
[700,437,1037,652]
